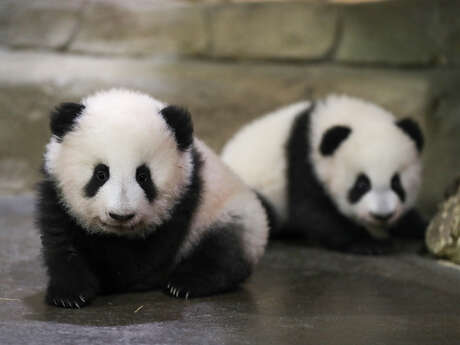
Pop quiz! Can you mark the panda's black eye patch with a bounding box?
[136,164,156,203]
[391,173,406,202]
[84,164,109,198]
[348,173,371,204]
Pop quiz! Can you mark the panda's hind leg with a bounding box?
[165,223,251,299]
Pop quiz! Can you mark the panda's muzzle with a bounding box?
[370,212,394,223]
[109,212,135,222]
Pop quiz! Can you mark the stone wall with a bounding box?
[3,0,460,64]
[0,0,459,218]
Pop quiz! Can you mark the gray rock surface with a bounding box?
[426,178,460,263]
[1,194,460,345]
[7,0,84,50]
[335,0,440,65]
[2,0,460,65]
[209,3,338,59]
[70,1,208,56]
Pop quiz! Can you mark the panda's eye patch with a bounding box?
[348,173,371,204]
[136,171,148,183]
[136,164,156,203]
[84,164,109,198]
[96,167,109,182]
[391,173,406,202]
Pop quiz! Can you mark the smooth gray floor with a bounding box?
[1,194,460,345]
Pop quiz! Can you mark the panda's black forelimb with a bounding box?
[37,179,100,308]
[255,192,281,237]
[390,209,427,239]
[43,247,99,308]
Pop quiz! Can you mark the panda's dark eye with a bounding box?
[96,169,108,182]
[391,173,406,202]
[136,164,156,202]
[355,175,370,192]
[348,173,371,204]
[136,172,148,183]
[84,163,109,198]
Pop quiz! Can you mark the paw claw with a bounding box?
[166,283,191,299]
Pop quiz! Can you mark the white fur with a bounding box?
[44,89,268,264]
[221,101,311,222]
[222,95,422,237]
[178,139,268,266]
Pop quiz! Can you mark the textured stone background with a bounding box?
[0,0,459,219]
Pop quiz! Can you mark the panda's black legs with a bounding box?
[346,239,395,255]
[288,200,355,250]
[288,201,398,255]
[390,209,427,239]
[44,246,99,308]
[37,180,100,308]
[164,224,251,299]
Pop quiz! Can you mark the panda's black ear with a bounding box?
[50,102,85,141]
[396,118,424,152]
[160,105,194,151]
[320,125,352,156]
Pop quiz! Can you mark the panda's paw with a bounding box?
[347,240,395,255]
[45,282,97,308]
[164,282,192,300]
[46,293,91,309]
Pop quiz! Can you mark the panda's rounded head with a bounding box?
[44,89,195,237]
[311,95,424,238]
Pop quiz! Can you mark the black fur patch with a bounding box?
[285,104,395,254]
[160,105,194,151]
[36,148,204,307]
[389,209,427,238]
[165,221,251,298]
[348,173,371,204]
[391,173,406,202]
[320,125,352,156]
[84,164,110,198]
[50,102,85,141]
[396,118,424,152]
[136,164,156,202]
[255,192,279,237]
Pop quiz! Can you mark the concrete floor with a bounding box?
[1,194,460,345]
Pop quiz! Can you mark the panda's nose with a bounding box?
[109,212,135,222]
[370,212,394,222]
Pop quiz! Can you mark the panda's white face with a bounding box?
[328,148,421,237]
[44,89,193,236]
[311,95,423,238]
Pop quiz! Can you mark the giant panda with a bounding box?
[36,89,268,308]
[221,95,425,254]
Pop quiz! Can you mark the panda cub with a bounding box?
[37,89,268,308]
[222,95,425,254]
